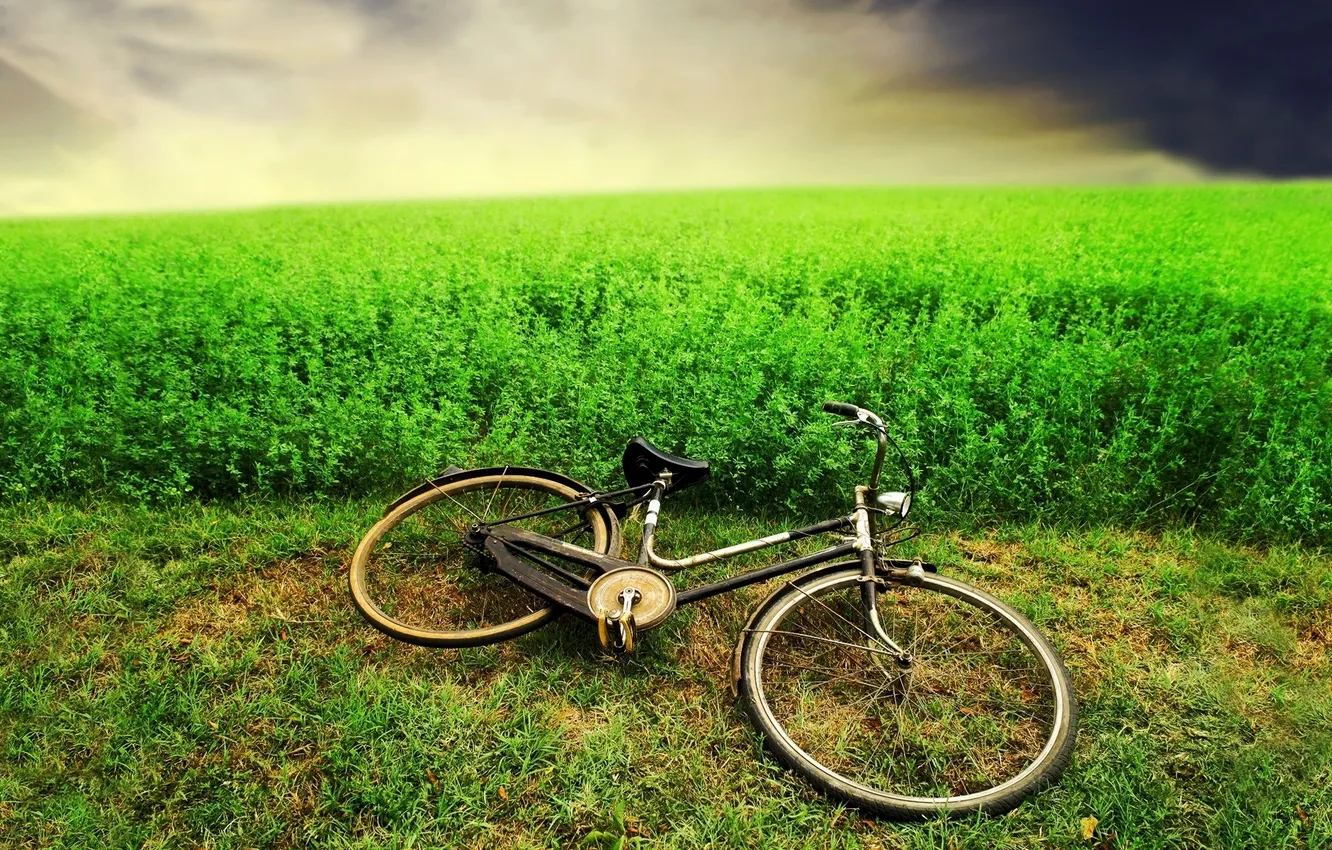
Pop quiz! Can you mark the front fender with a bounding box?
[728,557,939,697]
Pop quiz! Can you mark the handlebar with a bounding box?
[822,401,887,492]
[822,401,862,418]
[819,401,918,524]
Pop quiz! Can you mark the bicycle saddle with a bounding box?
[622,437,711,493]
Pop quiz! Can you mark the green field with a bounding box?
[2,187,1331,848]
[2,187,1330,541]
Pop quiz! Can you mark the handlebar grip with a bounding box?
[822,401,861,418]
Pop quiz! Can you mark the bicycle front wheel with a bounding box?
[349,470,620,648]
[738,566,1076,818]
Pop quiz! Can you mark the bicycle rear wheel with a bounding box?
[349,470,620,647]
[738,566,1076,818]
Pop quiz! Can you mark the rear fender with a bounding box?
[386,465,606,514]
[385,465,468,513]
[385,465,623,555]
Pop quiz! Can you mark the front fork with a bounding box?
[854,486,915,665]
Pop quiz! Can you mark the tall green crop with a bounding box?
[2,186,1329,543]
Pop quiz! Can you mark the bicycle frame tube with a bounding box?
[475,442,891,626]
[644,509,856,569]
[862,410,889,540]
[477,482,656,528]
[483,523,860,620]
[638,477,857,570]
[849,484,914,659]
[675,542,857,604]
[480,486,924,641]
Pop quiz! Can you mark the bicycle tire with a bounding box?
[737,566,1077,818]
[349,470,620,647]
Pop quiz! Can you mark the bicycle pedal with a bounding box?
[596,612,614,651]
[596,608,639,654]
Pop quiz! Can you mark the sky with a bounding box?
[0,0,1327,216]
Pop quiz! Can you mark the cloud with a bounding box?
[0,0,1202,216]
[927,0,1332,177]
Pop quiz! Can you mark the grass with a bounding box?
[2,186,1331,543]
[3,499,1329,848]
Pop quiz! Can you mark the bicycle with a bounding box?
[348,402,1078,818]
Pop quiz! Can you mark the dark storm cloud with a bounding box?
[920,0,1332,176]
[5,1,1330,178]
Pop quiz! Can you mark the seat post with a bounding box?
[636,474,671,565]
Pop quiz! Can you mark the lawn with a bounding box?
[1,501,1328,848]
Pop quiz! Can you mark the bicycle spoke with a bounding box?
[749,628,904,659]
[781,580,884,647]
[912,615,1008,660]
[494,488,517,525]
[360,475,608,638]
[428,479,483,522]
[765,653,899,692]
[481,466,510,521]
[913,646,1038,660]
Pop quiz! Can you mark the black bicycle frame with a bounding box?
[469,489,928,628]
[465,405,923,635]
[477,515,858,621]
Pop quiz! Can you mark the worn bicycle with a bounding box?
[348,403,1077,818]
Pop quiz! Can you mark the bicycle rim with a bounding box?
[742,568,1074,815]
[349,473,613,647]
